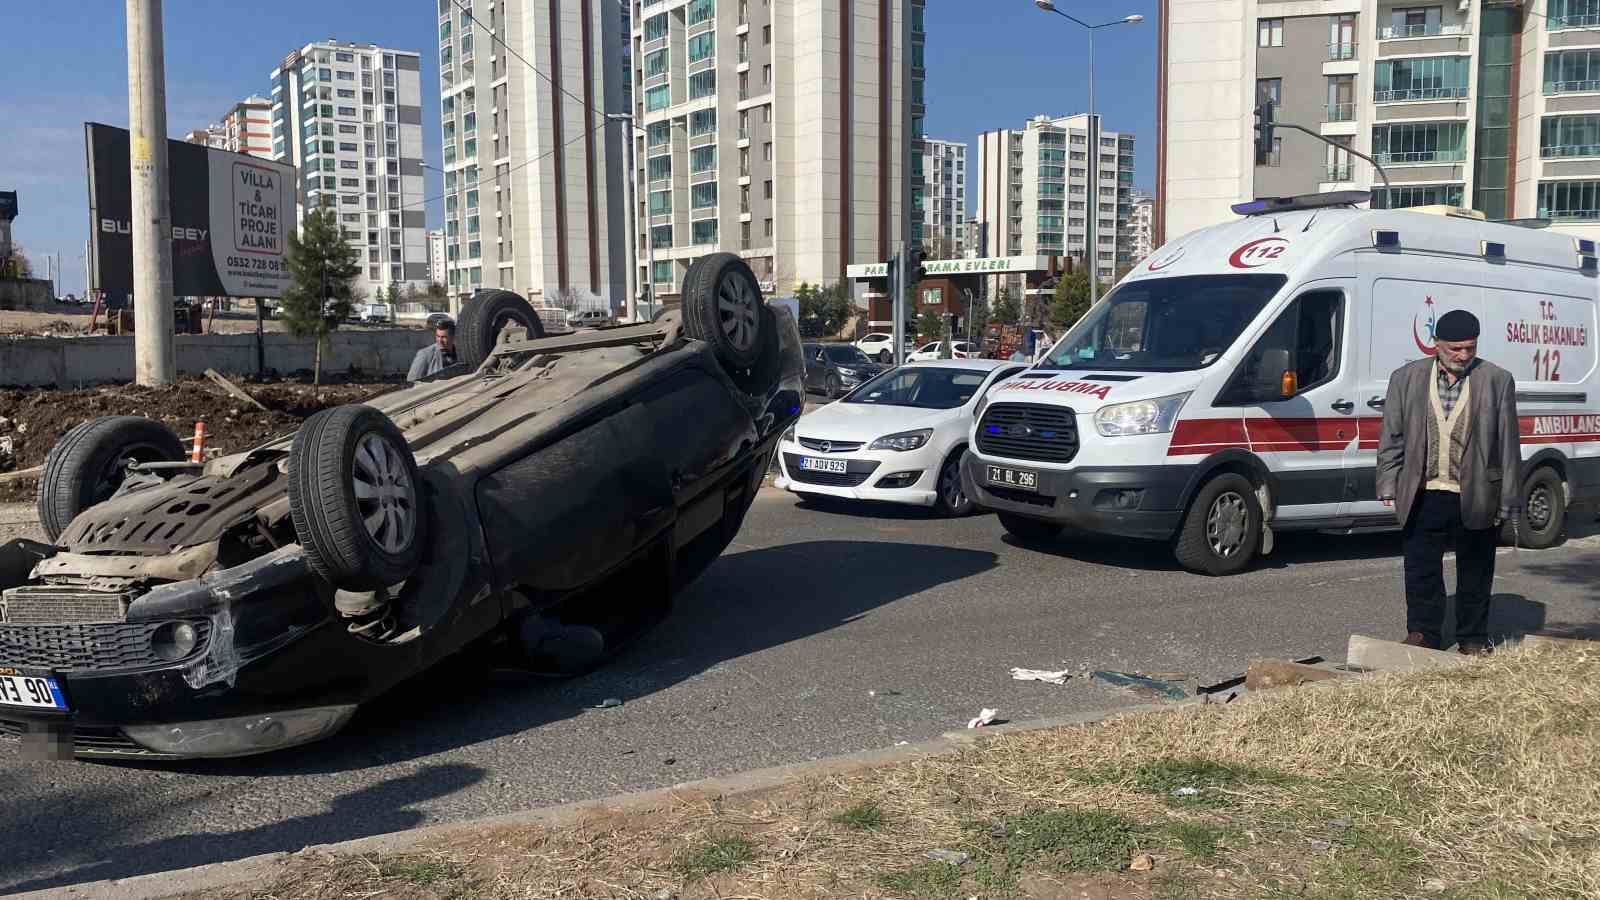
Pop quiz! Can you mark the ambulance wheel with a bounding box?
[1506,466,1566,550]
[998,513,1061,543]
[1175,473,1261,576]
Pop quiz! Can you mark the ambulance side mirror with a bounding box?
[1259,348,1295,400]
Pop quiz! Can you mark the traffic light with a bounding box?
[906,246,927,283]
[886,251,899,308]
[1253,101,1276,166]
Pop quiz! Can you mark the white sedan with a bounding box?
[854,331,916,363]
[774,359,1030,515]
[907,340,977,361]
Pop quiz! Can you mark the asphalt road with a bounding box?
[2,494,1598,893]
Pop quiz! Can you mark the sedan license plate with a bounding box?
[987,465,1038,491]
[799,456,849,474]
[0,671,67,711]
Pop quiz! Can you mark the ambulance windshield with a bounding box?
[1041,274,1287,372]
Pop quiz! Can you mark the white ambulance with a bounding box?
[961,192,1600,575]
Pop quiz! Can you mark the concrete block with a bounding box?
[1347,634,1469,674]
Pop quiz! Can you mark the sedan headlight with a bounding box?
[782,424,797,444]
[869,428,933,451]
[1094,393,1191,437]
[837,367,859,377]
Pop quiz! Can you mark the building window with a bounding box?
[644,12,668,41]
[648,154,672,179]
[763,141,772,162]
[764,217,773,236]
[1256,78,1281,109]
[645,84,671,111]
[739,71,749,99]
[1374,121,1467,163]
[1329,14,1356,60]
[649,190,672,214]
[651,224,673,247]
[1374,56,1471,101]
[1537,179,1600,219]
[1545,49,1600,94]
[763,179,773,199]
[690,108,717,135]
[691,182,718,208]
[1372,183,1465,209]
[691,145,717,172]
[644,48,668,78]
[689,70,716,99]
[692,220,718,244]
[688,32,715,62]
[763,64,771,86]
[647,120,671,147]
[1258,18,1283,47]
[652,260,673,284]
[741,220,752,249]
[741,184,750,213]
[1380,6,1444,39]
[739,33,749,62]
[1262,136,1283,167]
[688,0,714,26]
[762,24,771,44]
[1541,114,1600,157]
[1549,0,1600,29]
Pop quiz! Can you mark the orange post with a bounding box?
[190,421,206,462]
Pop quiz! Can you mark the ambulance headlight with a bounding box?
[1094,393,1191,437]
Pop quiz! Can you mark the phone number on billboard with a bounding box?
[226,257,282,272]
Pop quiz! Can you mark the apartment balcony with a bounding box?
[1326,102,1357,122]
[1546,80,1600,96]
[1374,87,1468,103]
[1324,163,1355,182]
[1377,21,1470,39]
[1376,148,1465,165]
[1328,42,1357,61]
[1542,143,1600,159]
[1549,12,1600,29]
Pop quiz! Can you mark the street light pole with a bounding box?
[126,0,177,385]
[1033,1,1141,307]
[607,111,654,322]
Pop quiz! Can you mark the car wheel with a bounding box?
[288,404,424,590]
[998,512,1061,543]
[730,306,782,396]
[826,373,842,399]
[36,416,185,542]
[457,289,546,368]
[1174,473,1261,576]
[878,349,892,364]
[682,253,767,373]
[1506,466,1566,549]
[934,450,975,517]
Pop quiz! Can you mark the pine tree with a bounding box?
[991,287,1021,326]
[281,210,360,385]
[1049,268,1093,332]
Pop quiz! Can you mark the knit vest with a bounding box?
[1424,371,1471,493]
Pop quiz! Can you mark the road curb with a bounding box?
[13,701,1185,900]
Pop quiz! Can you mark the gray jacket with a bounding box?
[406,344,456,382]
[1375,357,1521,530]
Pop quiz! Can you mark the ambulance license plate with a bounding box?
[987,465,1037,491]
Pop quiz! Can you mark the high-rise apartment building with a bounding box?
[976,113,1137,287]
[921,138,968,257]
[1129,193,1155,261]
[631,0,925,309]
[222,96,274,159]
[184,124,226,149]
[1155,0,1600,247]
[437,0,631,314]
[427,229,446,285]
[270,40,427,300]
[963,216,982,257]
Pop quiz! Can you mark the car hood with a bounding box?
[983,369,1207,414]
[793,401,955,443]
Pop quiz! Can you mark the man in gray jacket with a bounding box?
[1376,310,1520,655]
[406,319,458,382]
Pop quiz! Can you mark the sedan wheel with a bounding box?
[934,453,974,517]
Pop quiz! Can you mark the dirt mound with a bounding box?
[0,376,400,502]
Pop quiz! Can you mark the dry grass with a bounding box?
[190,642,1600,900]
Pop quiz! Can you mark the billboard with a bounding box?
[86,122,295,297]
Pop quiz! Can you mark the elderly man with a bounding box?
[1376,309,1521,655]
[407,319,458,382]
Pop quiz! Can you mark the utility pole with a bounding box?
[891,244,906,367]
[126,0,176,385]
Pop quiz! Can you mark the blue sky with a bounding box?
[1,2,1155,295]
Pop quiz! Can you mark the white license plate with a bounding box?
[799,456,849,474]
[987,465,1038,491]
[0,673,67,711]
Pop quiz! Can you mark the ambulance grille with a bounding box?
[976,403,1079,464]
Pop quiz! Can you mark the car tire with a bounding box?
[934,450,976,517]
[1174,473,1261,576]
[731,305,782,396]
[878,349,892,364]
[682,253,768,373]
[36,416,185,542]
[1505,466,1566,549]
[288,404,424,590]
[998,512,1061,543]
[825,372,842,399]
[457,289,546,369]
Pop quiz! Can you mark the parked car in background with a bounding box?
[908,340,978,361]
[802,343,884,399]
[568,308,613,329]
[854,332,917,363]
[776,359,1027,516]
[359,302,393,324]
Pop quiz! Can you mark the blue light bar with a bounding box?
[1482,241,1505,260]
[1231,190,1372,217]
[1579,238,1596,256]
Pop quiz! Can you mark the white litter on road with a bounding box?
[1009,667,1073,685]
[967,708,999,729]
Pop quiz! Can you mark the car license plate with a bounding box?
[799,456,849,474]
[987,465,1038,491]
[0,670,68,711]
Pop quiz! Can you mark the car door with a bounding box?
[1213,282,1357,523]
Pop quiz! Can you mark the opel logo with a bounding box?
[819,440,832,453]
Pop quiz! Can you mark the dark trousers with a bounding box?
[1402,490,1496,648]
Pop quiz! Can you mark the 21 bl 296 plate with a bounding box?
[987,465,1038,491]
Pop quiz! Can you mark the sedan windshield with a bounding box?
[1040,274,1287,372]
[846,367,989,409]
[826,345,873,365]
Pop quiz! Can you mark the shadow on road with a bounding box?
[997,528,1405,573]
[0,540,996,892]
[791,493,984,521]
[0,763,485,895]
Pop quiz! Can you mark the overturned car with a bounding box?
[0,254,802,759]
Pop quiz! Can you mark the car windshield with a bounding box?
[826,345,872,365]
[1038,274,1287,372]
[846,367,990,409]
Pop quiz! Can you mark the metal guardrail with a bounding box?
[1374,87,1469,102]
[1327,102,1356,122]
